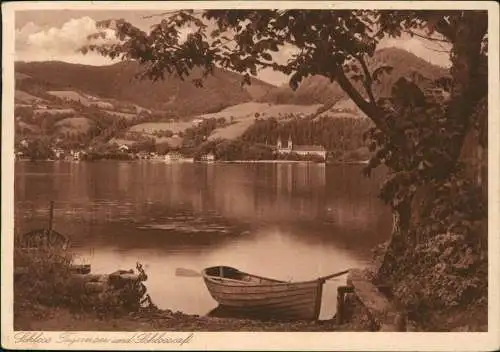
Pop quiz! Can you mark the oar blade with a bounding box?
[175,267,202,277]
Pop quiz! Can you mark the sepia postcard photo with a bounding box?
[1,1,499,350]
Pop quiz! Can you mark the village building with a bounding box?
[275,135,327,161]
[200,153,215,162]
[72,150,82,161]
[118,144,130,153]
[52,148,65,159]
[15,151,25,160]
[164,151,183,163]
[164,151,195,163]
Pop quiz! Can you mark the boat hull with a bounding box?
[203,266,323,320]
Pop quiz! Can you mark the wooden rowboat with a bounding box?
[202,266,348,321]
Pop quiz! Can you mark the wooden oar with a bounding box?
[175,267,202,277]
[318,269,350,283]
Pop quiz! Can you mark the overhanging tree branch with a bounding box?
[405,29,450,43]
[334,67,382,128]
[334,67,413,155]
[356,54,377,106]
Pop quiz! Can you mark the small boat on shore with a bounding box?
[202,266,348,321]
[19,202,70,250]
[20,228,70,250]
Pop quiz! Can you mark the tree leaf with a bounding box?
[372,65,394,83]
[261,52,273,61]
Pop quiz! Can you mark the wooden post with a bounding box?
[335,286,353,325]
[48,201,54,232]
[336,286,344,325]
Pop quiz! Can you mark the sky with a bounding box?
[15,10,452,86]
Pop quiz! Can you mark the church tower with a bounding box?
[287,135,293,150]
[277,136,282,149]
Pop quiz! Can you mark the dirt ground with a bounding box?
[14,296,486,332]
[14,300,374,332]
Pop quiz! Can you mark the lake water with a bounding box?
[14,160,391,320]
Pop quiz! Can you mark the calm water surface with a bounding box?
[15,161,391,320]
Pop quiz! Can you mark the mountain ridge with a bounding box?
[258,47,449,106]
[15,60,276,117]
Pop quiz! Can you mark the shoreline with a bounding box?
[15,159,370,165]
[14,300,373,332]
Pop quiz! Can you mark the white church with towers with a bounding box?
[275,135,327,161]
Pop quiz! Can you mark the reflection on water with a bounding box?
[15,161,391,320]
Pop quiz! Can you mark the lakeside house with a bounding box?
[15,151,25,160]
[52,148,65,159]
[200,153,215,162]
[164,151,183,163]
[275,135,327,161]
[72,150,82,161]
[118,144,130,153]
[165,151,195,163]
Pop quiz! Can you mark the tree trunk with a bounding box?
[377,12,487,278]
[445,13,487,167]
[376,198,412,279]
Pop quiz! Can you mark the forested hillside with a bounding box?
[16,61,274,116]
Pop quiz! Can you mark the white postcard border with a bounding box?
[2,1,499,351]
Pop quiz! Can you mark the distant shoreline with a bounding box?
[218,160,369,165]
[216,160,322,164]
[15,159,370,165]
